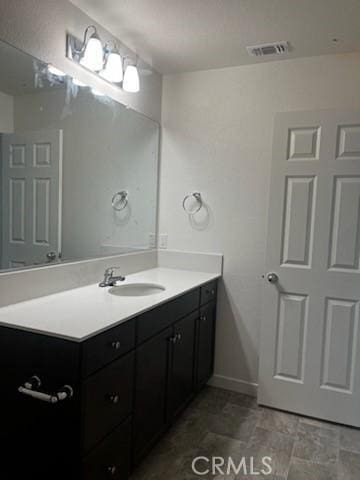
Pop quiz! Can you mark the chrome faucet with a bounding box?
[99,267,126,287]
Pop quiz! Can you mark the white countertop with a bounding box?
[0,268,220,341]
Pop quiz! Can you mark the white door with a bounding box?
[259,110,360,427]
[1,130,63,269]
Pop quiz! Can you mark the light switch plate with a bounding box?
[159,234,168,249]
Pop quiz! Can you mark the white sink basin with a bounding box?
[108,283,166,297]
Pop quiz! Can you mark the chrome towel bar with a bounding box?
[18,375,74,404]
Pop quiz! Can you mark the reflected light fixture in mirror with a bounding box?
[123,64,140,93]
[79,26,103,71]
[47,64,66,77]
[91,87,105,96]
[73,78,86,87]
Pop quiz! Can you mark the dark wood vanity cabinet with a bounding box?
[0,280,217,480]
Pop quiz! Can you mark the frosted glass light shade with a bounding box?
[100,52,123,83]
[48,65,66,77]
[81,35,103,71]
[123,65,140,93]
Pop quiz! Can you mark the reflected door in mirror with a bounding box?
[1,129,63,268]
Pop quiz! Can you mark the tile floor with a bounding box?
[130,386,360,480]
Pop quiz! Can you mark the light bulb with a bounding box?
[123,65,140,93]
[48,65,66,77]
[91,88,105,97]
[73,78,86,87]
[81,33,103,71]
[100,51,123,83]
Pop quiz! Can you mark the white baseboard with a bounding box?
[208,374,258,397]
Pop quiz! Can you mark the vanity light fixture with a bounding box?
[67,27,141,93]
[100,47,123,83]
[47,65,66,77]
[79,26,103,71]
[123,64,140,93]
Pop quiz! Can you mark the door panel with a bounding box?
[329,177,360,270]
[275,293,308,383]
[281,176,316,267]
[1,130,63,268]
[288,127,320,161]
[321,298,359,393]
[9,178,26,242]
[259,110,360,427]
[337,125,360,160]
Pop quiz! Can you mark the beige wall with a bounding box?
[0,91,13,133]
[0,0,162,122]
[160,52,360,393]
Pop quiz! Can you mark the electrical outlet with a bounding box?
[159,234,168,249]
[149,233,156,249]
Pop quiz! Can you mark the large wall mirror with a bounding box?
[0,40,159,272]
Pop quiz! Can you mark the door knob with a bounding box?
[109,394,119,404]
[266,272,279,284]
[46,252,57,262]
[107,465,117,476]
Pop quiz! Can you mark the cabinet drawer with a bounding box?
[200,281,217,306]
[137,289,200,344]
[82,417,131,480]
[82,352,134,453]
[82,319,135,377]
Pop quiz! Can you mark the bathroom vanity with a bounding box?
[0,269,218,479]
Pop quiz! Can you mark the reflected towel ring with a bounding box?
[112,190,128,211]
[183,192,203,215]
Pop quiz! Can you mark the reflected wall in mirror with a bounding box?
[0,40,159,272]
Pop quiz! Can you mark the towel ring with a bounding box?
[183,192,203,215]
[112,190,128,211]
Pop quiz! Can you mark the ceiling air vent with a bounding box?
[246,41,289,57]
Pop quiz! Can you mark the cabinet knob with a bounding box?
[111,341,121,350]
[200,315,207,322]
[109,394,119,404]
[107,465,117,476]
[168,335,177,344]
[176,333,182,342]
[211,289,215,295]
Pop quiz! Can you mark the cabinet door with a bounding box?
[133,327,172,464]
[168,312,196,420]
[196,301,216,389]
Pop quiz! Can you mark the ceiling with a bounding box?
[70,0,360,74]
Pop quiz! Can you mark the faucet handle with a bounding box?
[99,267,123,288]
[105,266,122,276]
